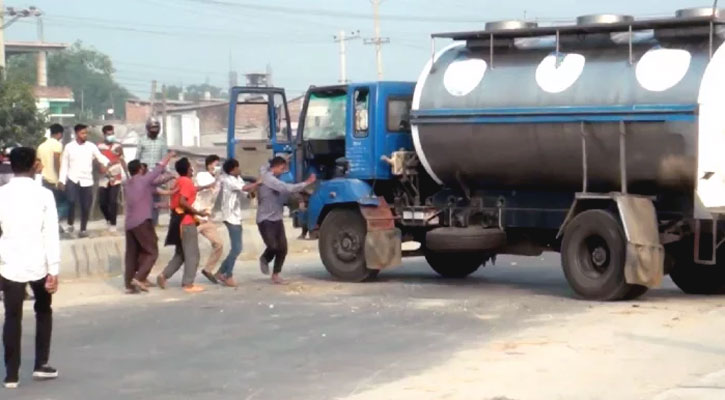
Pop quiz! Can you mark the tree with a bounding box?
[7,42,132,120]
[0,78,45,147]
[184,84,227,102]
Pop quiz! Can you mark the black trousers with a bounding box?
[66,180,93,232]
[98,185,120,226]
[258,220,288,274]
[2,276,52,381]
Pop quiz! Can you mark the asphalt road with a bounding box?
[3,253,725,400]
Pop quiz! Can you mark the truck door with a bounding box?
[379,84,414,179]
[347,84,376,180]
[227,86,294,181]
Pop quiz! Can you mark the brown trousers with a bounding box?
[124,220,159,288]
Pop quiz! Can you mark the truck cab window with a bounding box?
[273,93,290,143]
[303,92,346,141]
[387,97,412,133]
[354,89,370,138]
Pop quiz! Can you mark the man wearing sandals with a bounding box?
[122,151,175,294]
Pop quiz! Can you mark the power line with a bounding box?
[176,0,486,23]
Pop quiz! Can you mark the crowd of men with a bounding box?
[0,118,316,388]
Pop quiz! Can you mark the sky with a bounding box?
[4,0,716,99]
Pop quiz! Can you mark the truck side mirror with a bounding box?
[356,109,369,131]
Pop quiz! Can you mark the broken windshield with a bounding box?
[303,92,347,140]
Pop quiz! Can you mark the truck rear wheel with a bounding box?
[319,208,379,282]
[561,210,647,301]
[425,250,485,279]
[668,239,725,294]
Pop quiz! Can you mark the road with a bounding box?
[4,253,725,400]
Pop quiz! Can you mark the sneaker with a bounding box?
[3,378,18,389]
[66,225,75,233]
[108,225,117,233]
[78,231,90,239]
[182,285,205,294]
[33,365,58,380]
[142,279,157,288]
[201,270,218,284]
[156,274,167,290]
[259,256,270,275]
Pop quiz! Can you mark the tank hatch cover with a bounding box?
[485,20,538,31]
[576,14,634,26]
[676,7,725,19]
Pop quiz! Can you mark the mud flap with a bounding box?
[365,228,402,270]
[360,199,402,270]
[616,195,665,288]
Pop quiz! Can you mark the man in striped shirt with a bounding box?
[136,118,168,226]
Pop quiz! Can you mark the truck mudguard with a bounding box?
[307,178,379,230]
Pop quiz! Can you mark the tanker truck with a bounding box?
[226,7,725,301]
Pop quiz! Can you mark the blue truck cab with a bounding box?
[227,82,415,281]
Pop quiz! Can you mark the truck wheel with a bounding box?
[425,250,485,279]
[668,240,725,295]
[319,208,379,282]
[561,210,647,301]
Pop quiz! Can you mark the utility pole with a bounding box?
[36,14,47,87]
[364,0,389,80]
[161,84,168,138]
[334,30,360,83]
[150,80,157,117]
[0,5,43,80]
[0,0,6,79]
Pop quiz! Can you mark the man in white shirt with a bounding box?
[194,155,224,284]
[216,158,260,287]
[0,147,60,389]
[58,124,110,238]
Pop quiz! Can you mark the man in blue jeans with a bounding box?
[216,159,259,287]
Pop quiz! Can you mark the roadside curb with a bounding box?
[58,219,317,281]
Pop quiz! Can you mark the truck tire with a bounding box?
[425,250,485,279]
[319,208,379,282]
[561,210,647,301]
[426,227,506,252]
[667,239,725,294]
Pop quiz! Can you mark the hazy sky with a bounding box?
[5,0,715,98]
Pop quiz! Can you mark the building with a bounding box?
[32,86,74,121]
[123,93,305,150]
[5,40,74,122]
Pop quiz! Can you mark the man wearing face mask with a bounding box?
[136,118,168,226]
[97,125,126,233]
[193,155,224,284]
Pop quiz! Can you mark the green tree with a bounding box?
[184,83,227,102]
[0,78,46,147]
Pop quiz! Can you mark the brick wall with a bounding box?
[126,102,151,125]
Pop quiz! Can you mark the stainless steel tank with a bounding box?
[412,14,725,199]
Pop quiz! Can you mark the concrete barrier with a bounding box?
[58,218,317,280]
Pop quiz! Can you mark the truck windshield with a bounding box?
[303,92,347,140]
